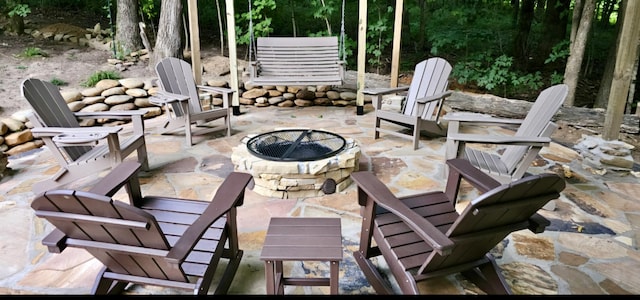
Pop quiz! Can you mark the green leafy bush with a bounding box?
[50,77,67,86]
[82,70,121,87]
[20,47,47,58]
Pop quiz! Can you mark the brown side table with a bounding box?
[260,217,343,295]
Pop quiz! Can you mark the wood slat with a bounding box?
[250,36,344,86]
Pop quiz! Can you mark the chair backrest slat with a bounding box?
[403,57,452,118]
[419,174,565,274]
[21,78,90,160]
[155,57,203,115]
[501,84,568,171]
[31,190,188,282]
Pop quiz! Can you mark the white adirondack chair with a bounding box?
[363,57,452,150]
[443,84,569,184]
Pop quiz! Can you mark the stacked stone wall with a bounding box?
[0,78,367,167]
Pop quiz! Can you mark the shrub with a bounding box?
[50,77,67,86]
[82,70,121,87]
[20,47,47,58]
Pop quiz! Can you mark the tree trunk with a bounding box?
[115,0,143,54]
[151,0,183,69]
[603,0,640,140]
[445,91,639,133]
[216,0,225,56]
[418,0,426,51]
[533,0,570,70]
[563,0,595,106]
[594,2,624,109]
[511,0,520,27]
[512,0,535,69]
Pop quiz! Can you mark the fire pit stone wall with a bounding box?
[231,135,361,199]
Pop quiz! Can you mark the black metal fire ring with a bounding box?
[246,129,347,162]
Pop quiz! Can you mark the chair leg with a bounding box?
[137,145,149,171]
[212,249,244,295]
[460,255,511,295]
[91,266,128,294]
[353,250,394,294]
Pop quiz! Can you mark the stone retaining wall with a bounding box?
[0,77,368,169]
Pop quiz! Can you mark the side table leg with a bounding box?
[275,261,284,294]
[330,260,339,294]
[265,261,275,294]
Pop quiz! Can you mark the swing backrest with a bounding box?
[248,36,345,86]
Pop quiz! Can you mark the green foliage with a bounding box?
[550,71,565,85]
[453,54,543,97]
[16,65,27,70]
[112,42,131,60]
[236,0,276,46]
[545,40,570,64]
[82,70,121,87]
[7,3,31,18]
[49,77,67,86]
[139,0,159,22]
[366,5,393,73]
[20,47,48,57]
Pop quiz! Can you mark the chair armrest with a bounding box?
[443,112,524,126]
[249,61,260,77]
[52,132,110,146]
[446,158,501,194]
[74,109,147,120]
[166,172,253,264]
[447,133,551,146]
[149,90,190,106]
[42,228,68,253]
[362,86,409,96]
[196,85,234,95]
[416,91,452,104]
[88,161,143,198]
[528,213,551,233]
[30,126,121,138]
[351,171,454,256]
[197,85,234,108]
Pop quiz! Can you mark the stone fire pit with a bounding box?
[231,129,361,199]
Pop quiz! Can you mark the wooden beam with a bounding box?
[356,0,368,115]
[226,0,240,114]
[186,0,201,85]
[390,0,403,88]
[603,0,640,140]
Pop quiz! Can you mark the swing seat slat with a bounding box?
[248,36,346,86]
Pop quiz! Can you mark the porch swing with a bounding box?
[246,0,347,87]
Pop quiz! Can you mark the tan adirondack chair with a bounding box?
[21,78,150,194]
[363,57,452,150]
[443,84,568,184]
[31,161,253,295]
[151,57,235,146]
[351,158,566,294]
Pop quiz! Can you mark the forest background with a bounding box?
[2,0,638,113]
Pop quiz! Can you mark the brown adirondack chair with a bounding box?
[151,57,235,146]
[21,78,150,194]
[443,84,568,184]
[31,161,253,295]
[351,158,565,294]
[363,57,452,150]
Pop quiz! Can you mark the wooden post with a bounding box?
[390,0,403,88]
[603,0,640,140]
[226,0,241,115]
[356,0,368,115]
[186,0,201,85]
